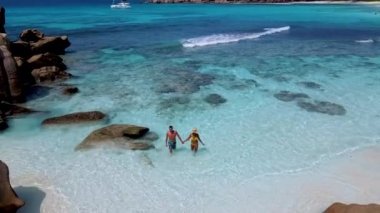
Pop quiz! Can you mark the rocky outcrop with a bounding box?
[0,116,7,131]
[9,41,30,58]
[30,36,70,55]
[324,202,380,213]
[0,101,35,116]
[19,29,44,43]
[76,124,158,151]
[0,161,25,213]
[0,8,72,132]
[0,7,5,34]
[13,57,34,87]
[27,53,66,70]
[0,33,9,47]
[0,45,24,103]
[31,66,71,83]
[18,29,70,55]
[42,111,106,125]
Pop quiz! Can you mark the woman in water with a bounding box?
[183,128,205,155]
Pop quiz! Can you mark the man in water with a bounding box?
[165,125,183,154]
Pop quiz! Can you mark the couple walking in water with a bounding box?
[165,125,205,155]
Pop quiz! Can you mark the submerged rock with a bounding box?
[274,91,309,102]
[297,81,322,90]
[324,202,380,213]
[62,86,79,95]
[159,96,190,109]
[0,161,25,213]
[76,124,158,151]
[204,93,227,106]
[297,100,346,116]
[42,111,106,125]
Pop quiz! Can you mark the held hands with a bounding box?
[182,139,188,144]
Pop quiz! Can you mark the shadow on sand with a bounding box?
[14,186,46,213]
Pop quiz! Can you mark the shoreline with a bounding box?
[203,144,380,212]
[9,143,380,212]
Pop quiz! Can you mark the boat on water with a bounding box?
[110,0,131,9]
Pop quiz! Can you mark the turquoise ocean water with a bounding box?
[1,3,380,212]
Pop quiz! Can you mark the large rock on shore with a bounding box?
[0,102,35,116]
[0,33,10,47]
[14,56,35,87]
[27,53,67,70]
[76,124,158,151]
[19,29,70,54]
[9,41,31,58]
[19,29,44,43]
[31,66,71,83]
[0,45,24,103]
[30,36,70,55]
[42,111,106,125]
[0,116,7,131]
[324,202,380,213]
[0,7,5,34]
[0,161,25,213]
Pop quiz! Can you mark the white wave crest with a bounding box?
[182,26,290,48]
[355,39,374,43]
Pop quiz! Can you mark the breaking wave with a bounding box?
[182,26,290,48]
[355,39,374,43]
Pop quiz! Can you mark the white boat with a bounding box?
[110,0,131,9]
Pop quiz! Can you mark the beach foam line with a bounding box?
[182,26,290,48]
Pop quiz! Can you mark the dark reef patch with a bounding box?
[204,94,227,106]
[297,81,322,90]
[156,70,215,94]
[296,100,346,116]
[159,96,191,109]
[274,91,310,102]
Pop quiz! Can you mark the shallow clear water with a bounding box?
[1,3,380,212]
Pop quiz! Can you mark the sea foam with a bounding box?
[355,39,375,43]
[182,26,290,48]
